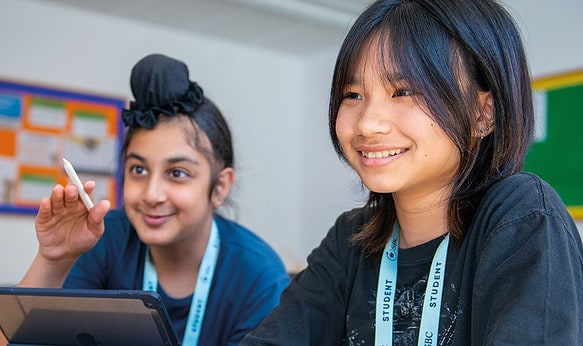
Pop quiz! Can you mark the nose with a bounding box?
[354,99,392,137]
[143,175,166,206]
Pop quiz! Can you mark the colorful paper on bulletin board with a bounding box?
[0,79,125,215]
[525,70,583,219]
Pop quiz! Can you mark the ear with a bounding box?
[475,91,495,139]
[211,167,235,208]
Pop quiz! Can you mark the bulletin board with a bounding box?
[0,79,125,215]
[525,70,583,219]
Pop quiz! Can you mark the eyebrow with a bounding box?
[385,73,405,84]
[126,153,200,166]
[345,71,405,87]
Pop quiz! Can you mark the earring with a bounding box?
[480,123,493,140]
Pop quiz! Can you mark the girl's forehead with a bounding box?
[125,128,211,167]
[351,37,401,82]
[128,119,210,153]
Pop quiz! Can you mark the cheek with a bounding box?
[335,113,354,146]
[173,190,196,207]
[175,184,210,207]
[122,180,140,203]
[426,128,461,169]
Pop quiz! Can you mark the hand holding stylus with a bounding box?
[25,160,111,271]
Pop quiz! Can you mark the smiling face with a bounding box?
[335,42,461,202]
[122,117,216,248]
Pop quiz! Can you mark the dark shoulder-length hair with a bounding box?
[329,0,534,254]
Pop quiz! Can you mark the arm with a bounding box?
[19,182,110,288]
[473,211,583,344]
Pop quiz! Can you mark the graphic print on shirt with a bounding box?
[345,314,367,346]
[394,276,460,345]
[392,277,427,345]
[344,278,458,346]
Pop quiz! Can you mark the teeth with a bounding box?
[361,149,403,158]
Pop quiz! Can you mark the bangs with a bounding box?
[334,0,463,116]
[374,3,456,107]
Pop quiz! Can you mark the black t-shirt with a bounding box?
[242,173,583,345]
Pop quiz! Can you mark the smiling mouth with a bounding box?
[146,214,167,219]
[142,213,172,226]
[361,148,405,158]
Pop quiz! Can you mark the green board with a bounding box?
[524,71,583,219]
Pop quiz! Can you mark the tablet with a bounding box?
[0,287,180,346]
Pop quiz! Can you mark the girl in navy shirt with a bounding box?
[20,54,289,345]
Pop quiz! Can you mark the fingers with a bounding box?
[35,197,54,227]
[63,184,82,209]
[58,182,95,212]
[39,181,107,231]
[48,184,66,215]
[83,180,96,194]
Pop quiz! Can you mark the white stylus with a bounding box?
[62,158,94,211]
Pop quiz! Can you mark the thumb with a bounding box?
[87,200,111,231]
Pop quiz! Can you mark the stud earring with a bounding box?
[480,123,493,140]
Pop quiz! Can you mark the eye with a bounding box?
[169,169,188,179]
[393,88,414,97]
[129,165,147,175]
[342,92,362,100]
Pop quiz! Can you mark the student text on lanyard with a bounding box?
[375,223,449,346]
[143,219,220,345]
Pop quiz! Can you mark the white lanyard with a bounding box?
[375,223,449,346]
[143,219,221,345]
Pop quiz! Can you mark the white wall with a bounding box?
[1,0,582,285]
[502,0,583,77]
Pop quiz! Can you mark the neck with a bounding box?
[148,223,211,298]
[393,188,450,249]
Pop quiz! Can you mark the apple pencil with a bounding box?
[62,158,94,211]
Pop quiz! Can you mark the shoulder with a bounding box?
[470,172,578,248]
[212,215,290,300]
[304,207,371,268]
[486,172,562,206]
[326,207,370,237]
[325,207,371,247]
[479,172,569,223]
[214,215,286,272]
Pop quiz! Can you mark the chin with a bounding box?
[362,181,395,194]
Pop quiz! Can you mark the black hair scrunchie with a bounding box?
[121,54,204,129]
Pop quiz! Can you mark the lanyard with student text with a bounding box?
[143,219,221,346]
[375,223,449,346]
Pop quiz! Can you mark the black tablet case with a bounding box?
[0,287,180,346]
